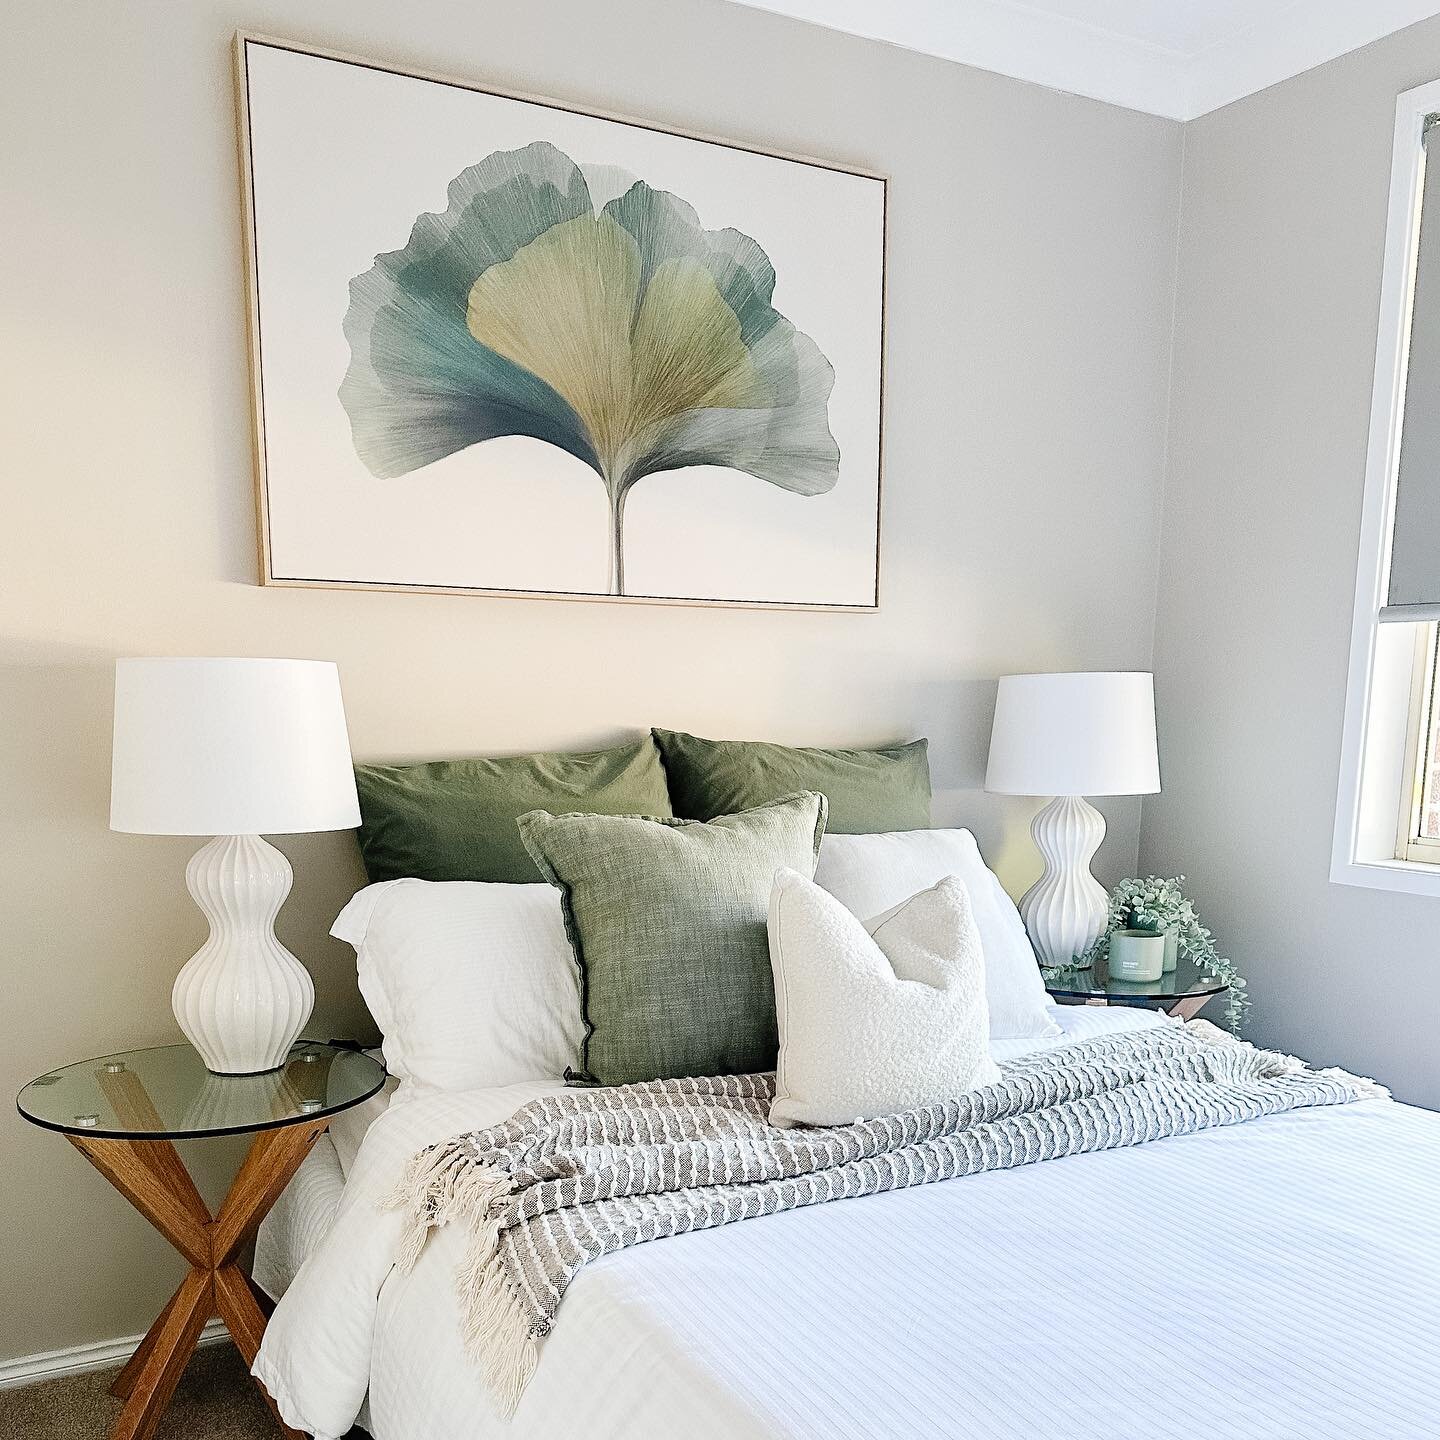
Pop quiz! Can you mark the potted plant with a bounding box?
[1076,876,1249,1033]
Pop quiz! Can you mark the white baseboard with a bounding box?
[0,1319,230,1390]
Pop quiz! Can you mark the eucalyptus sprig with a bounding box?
[1073,875,1249,1034]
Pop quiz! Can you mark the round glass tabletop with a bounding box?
[16,1041,386,1140]
[1043,955,1228,1005]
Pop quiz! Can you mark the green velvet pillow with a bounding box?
[652,728,930,833]
[519,791,828,1086]
[354,738,673,885]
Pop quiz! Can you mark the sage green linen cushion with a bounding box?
[354,738,673,885]
[652,728,930,833]
[518,791,828,1085]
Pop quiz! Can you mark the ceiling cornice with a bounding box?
[1183,0,1440,118]
[726,0,1440,121]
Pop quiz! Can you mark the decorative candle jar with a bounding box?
[1162,927,1179,972]
[1108,929,1166,982]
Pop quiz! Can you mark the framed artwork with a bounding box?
[235,34,886,609]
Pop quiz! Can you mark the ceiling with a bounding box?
[723,0,1440,119]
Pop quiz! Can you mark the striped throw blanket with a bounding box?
[387,1021,1384,1413]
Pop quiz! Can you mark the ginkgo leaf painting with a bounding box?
[339,142,840,595]
[239,37,885,606]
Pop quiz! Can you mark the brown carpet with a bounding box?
[0,1341,367,1439]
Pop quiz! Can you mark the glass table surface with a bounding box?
[16,1041,386,1140]
[1043,955,1228,1005]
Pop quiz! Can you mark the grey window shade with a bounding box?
[1386,120,1440,620]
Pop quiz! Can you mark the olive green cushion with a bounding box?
[652,728,930,833]
[519,792,828,1085]
[354,738,673,885]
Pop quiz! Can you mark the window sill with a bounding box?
[1330,854,1440,897]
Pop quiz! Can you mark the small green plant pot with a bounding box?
[1162,928,1179,973]
[1108,929,1166,982]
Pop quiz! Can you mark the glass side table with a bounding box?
[17,1041,384,1440]
[1043,955,1229,1022]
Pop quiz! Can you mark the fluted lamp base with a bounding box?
[1018,795,1110,969]
[172,834,315,1075]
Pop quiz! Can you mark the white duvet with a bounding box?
[256,1007,1440,1440]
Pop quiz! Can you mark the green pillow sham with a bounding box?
[519,791,828,1086]
[354,737,673,885]
[652,728,930,834]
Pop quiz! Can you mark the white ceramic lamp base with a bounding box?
[1018,795,1110,969]
[172,834,315,1075]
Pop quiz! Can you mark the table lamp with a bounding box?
[985,671,1160,968]
[110,657,361,1074]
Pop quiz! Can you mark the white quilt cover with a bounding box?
[252,1133,346,1303]
[255,1008,1440,1440]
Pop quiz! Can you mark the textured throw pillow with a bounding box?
[353,737,672,885]
[813,829,1059,1041]
[331,879,584,1094]
[652,728,930,833]
[768,869,1001,1127]
[519,792,828,1086]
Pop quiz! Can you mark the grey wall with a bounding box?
[0,0,1180,1361]
[1141,19,1440,1109]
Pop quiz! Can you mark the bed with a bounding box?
[252,746,1440,1440]
[253,1004,1440,1440]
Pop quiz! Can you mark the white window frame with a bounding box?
[1397,623,1440,863]
[1332,79,1440,897]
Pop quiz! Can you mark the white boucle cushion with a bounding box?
[767,869,1002,1128]
[814,829,1059,1041]
[331,879,584,1096]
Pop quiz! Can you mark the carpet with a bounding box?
[0,1341,366,1438]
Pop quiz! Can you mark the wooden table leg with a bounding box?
[67,1121,328,1440]
[211,1121,328,1267]
[213,1265,265,1359]
[211,1122,327,1439]
[69,1136,210,1270]
[1168,994,1214,1022]
[111,1269,212,1440]
[109,1287,179,1402]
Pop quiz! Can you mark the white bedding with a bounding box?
[253,1133,347,1303]
[256,1007,1440,1440]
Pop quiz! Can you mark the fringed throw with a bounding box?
[385,1020,1385,1414]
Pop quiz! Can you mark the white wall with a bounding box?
[0,0,1180,1361]
[1142,18,1440,1110]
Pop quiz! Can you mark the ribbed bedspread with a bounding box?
[389,1021,1381,1412]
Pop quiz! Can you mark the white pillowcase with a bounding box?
[768,869,1001,1127]
[331,879,584,1096]
[814,829,1059,1040]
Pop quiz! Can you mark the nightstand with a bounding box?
[1043,955,1229,1022]
[16,1041,385,1440]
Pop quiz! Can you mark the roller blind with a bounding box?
[1385,118,1440,620]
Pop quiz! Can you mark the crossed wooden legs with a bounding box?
[1082,994,1215,1021]
[68,1120,328,1440]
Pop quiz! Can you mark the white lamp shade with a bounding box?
[111,658,361,835]
[985,671,1160,797]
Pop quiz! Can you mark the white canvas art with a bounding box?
[238,35,886,608]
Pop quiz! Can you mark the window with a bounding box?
[1400,625,1440,862]
[1334,81,1440,896]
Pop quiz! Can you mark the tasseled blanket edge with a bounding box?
[458,1249,543,1419]
[1185,1018,1390,1100]
[1315,1066,1391,1101]
[383,1139,513,1275]
[381,1138,538,1414]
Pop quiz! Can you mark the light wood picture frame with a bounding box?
[234,32,887,610]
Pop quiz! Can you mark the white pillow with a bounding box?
[768,869,1001,1127]
[331,879,584,1095]
[813,830,1059,1040]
